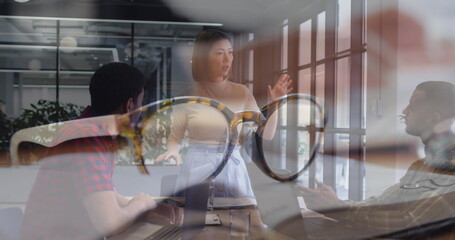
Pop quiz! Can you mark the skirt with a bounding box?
[173,143,254,198]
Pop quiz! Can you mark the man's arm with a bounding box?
[83,190,156,237]
[296,179,349,212]
[298,180,455,236]
[323,192,455,236]
[114,190,131,207]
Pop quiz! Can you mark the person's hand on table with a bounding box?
[128,192,157,211]
[144,203,184,226]
[296,179,340,211]
[155,150,182,166]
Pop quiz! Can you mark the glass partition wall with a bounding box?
[0,16,220,117]
[0,16,223,167]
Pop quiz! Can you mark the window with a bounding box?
[293,0,366,200]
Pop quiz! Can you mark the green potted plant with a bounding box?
[1,99,84,165]
[12,99,83,131]
[0,100,13,166]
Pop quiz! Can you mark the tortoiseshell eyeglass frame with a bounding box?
[10,94,325,182]
[117,93,326,182]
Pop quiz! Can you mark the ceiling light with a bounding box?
[14,0,30,3]
[28,59,42,71]
[125,42,141,58]
[60,36,78,53]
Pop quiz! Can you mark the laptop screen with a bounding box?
[181,180,210,240]
[245,162,307,239]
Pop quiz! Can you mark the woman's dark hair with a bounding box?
[192,29,232,82]
[89,62,145,116]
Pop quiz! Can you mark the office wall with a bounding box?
[170,45,194,97]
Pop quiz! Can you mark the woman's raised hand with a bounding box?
[268,73,293,101]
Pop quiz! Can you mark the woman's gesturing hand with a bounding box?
[268,74,293,101]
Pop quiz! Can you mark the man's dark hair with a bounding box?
[89,62,145,116]
[416,81,455,120]
[192,29,232,82]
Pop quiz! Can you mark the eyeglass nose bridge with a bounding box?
[230,111,264,127]
[230,111,265,135]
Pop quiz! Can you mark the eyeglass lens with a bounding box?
[260,97,323,179]
[121,102,231,194]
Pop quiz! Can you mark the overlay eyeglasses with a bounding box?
[10,93,326,182]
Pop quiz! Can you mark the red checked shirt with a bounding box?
[20,107,117,240]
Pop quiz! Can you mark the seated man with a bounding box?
[298,81,455,237]
[20,62,182,240]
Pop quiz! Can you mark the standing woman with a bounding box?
[157,29,292,197]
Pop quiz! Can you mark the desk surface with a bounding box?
[194,208,293,240]
[109,207,293,240]
[110,210,455,240]
[110,202,455,240]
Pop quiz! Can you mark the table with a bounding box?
[109,207,293,240]
[192,208,293,240]
[110,208,455,240]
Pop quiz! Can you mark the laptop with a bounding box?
[245,162,308,240]
[109,180,212,240]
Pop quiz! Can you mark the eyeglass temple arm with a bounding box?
[10,115,120,165]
